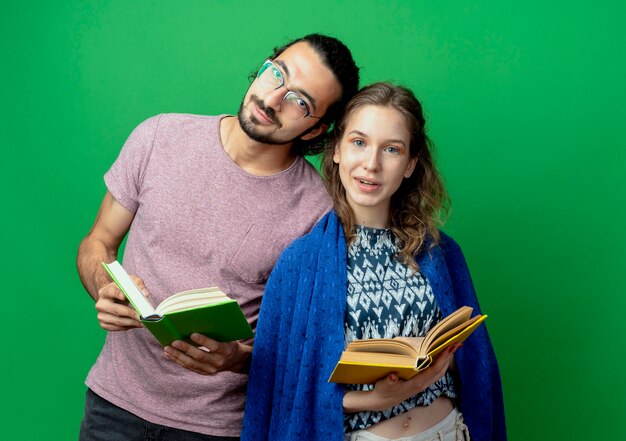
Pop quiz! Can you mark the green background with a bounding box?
[1,0,624,439]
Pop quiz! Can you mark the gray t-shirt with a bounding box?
[86,114,332,436]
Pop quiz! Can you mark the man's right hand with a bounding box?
[94,275,147,331]
[77,192,140,330]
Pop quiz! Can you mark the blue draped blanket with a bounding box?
[242,211,506,441]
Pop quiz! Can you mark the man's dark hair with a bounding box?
[255,33,360,156]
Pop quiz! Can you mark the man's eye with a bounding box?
[271,68,283,80]
[295,98,308,109]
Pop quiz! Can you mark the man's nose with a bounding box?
[264,86,288,110]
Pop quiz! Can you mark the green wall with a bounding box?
[1,1,624,439]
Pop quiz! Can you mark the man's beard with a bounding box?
[237,95,299,145]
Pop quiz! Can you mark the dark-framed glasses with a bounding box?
[256,59,321,120]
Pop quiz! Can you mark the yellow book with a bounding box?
[328,306,487,384]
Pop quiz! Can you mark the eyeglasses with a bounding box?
[256,59,321,120]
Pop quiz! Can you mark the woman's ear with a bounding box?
[333,143,341,164]
[404,156,418,178]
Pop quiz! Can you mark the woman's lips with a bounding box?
[354,177,381,192]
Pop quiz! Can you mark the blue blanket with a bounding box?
[242,211,506,441]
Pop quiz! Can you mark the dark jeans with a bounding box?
[79,389,239,441]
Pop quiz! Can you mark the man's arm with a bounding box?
[79,192,250,371]
[77,191,144,330]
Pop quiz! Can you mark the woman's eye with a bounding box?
[353,139,365,147]
[385,146,399,154]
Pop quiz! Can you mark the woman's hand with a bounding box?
[343,343,462,413]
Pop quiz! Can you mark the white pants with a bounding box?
[345,408,470,441]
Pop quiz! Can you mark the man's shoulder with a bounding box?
[279,212,333,257]
[277,158,332,218]
[150,113,222,127]
[132,113,226,145]
[295,159,327,189]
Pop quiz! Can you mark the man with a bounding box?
[77,34,359,440]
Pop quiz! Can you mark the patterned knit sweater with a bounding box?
[343,226,456,432]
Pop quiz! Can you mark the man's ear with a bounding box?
[404,156,418,178]
[300,123,329,141]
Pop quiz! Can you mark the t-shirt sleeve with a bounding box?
[104,114,162,213]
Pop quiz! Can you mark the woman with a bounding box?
[242,83,506,441]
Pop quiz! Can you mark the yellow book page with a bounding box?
[421,306,473,352]
[426,314,488,360]
[346,338,420,357]
[339,350,416,367]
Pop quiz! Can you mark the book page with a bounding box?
[155,287,228,314]
[102,261,156,318]
[420,306,473,352]
[340,350,417,368]
[346,338,420,357]
[426,314,487,358]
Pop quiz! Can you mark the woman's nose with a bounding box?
[363,148,381,171]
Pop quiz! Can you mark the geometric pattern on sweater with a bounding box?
[344,226,456,433]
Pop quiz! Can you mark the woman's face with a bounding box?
[333,105,417,228]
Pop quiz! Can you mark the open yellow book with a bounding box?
[328,306,487,384]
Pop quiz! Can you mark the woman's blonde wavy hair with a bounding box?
[322,82,450,270]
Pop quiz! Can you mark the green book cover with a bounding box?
[102,261,254,346]
[142,299,253,346]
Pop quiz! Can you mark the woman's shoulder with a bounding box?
[416,230,467,272]
[278,234,314,262]
[432,230,472,279]
[437,230,462,254]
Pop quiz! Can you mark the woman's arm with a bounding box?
[343,343,461,412]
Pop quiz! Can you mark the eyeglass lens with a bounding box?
[257,61,310,120]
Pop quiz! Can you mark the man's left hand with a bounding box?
[163,333,252,375]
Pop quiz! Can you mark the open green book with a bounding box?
[328,306,487,384]
[102,261,254,346]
